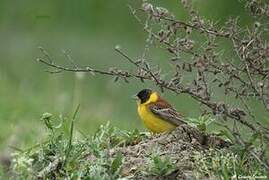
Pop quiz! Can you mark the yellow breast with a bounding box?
[137,104,176,133]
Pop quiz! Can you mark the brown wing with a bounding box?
[148,99,186,126]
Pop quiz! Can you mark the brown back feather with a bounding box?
[147,97,185,126]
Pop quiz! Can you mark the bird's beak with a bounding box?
[131,94,138,100]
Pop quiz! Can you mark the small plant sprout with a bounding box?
[188,116,215,132]
[146,151,176,176]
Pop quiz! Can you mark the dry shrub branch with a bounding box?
[37,0,269,170]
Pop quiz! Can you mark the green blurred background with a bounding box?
[0,0,264,149]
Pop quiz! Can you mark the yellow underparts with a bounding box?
[137,92,177,133]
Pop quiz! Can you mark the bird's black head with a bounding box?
[136,89,152,104]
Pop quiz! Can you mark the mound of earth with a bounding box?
[6,122,233,179]
[100,124,230,179]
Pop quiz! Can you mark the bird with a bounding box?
[133,89,186,133]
